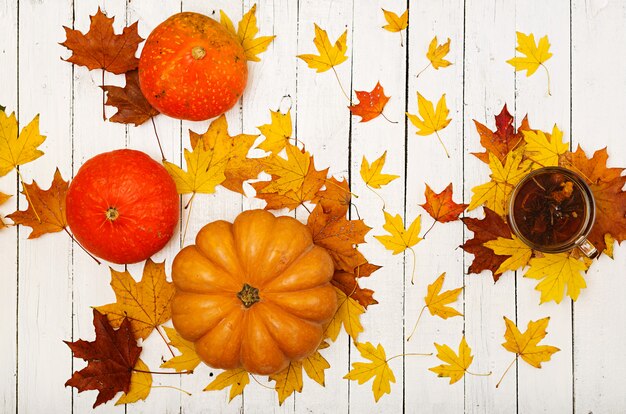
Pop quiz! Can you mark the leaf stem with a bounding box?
[381,112,398,124]
[416,62,432,78]
[249,374,274,390]
[132,368,193,375]
[406,306,426,342]
[399,31,404,48]
[15,168,41,223]
[495,357,516,388]
[156,325,176,358]
[386,352,433,363]
[331,66,352,104]
[541,63,552,96]
[64,227,101,265]
[466,370,493,377]
[421,220,437,239]
[408,246,417,285]
[102,69,106,121]
[151,117,166,161]
[367,185,386,211]
[151,385,192,396]
[182,192,196,246]
[434,131,451,158]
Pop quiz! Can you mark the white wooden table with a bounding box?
[1,0,625,412]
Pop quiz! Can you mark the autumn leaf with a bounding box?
[298,24,348,73]
[507,32,553,94]
[115,359,151,405]
[375,211,421,255]
[407,92,452,157]
[260,143,312,195]
[461,207,513,280]
[360,151,399,189]
[7,169,68,238]
[332,270,378,309]
[60,8,142,74]
[102,70,159,126]
[349,82,392,123]
[472,104,530,164]
[603,233,615,259]
[302,346,331,386]
[204,368,249,402]
[160,326,201,373]
[484,236,533,274]
[468,150,532,216]
[313,176,352,216]
[525,252,588,304]
[429,337,475,384]
[0,192,10,228]
[231,4,276,62]
[344,342,395,402]
[324,287,364,342]
[523,125,568,167]
[95,259,175,340]
[381,9,408,33]
[65,310,142,408]
[0,110,46,177]
[426,36,452,69]
[257,109,293,154]
[424,273,463,319]
[420,183,467,223]
[270,361,303,405]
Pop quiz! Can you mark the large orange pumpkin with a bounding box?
[171,210,338,375]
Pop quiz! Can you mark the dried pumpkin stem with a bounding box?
[238,283,260,308]
[495,357,517,388]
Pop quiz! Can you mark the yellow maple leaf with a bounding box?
[297,24,348,73]
[603,233,615,259]
[375,211,422,255]
[344,342,396,402]
[260,143,311,195]
[160,326,201,372]
[426,36,452,69]
[270,361,303,405]
[0,192,10,228]
[381,9,408,33]
[220,4,275,62]
[429,336,474,384]
[425,272,463,319]
[406,92,452,158]
[95,259,175,340]
[204,368,250,402]
[116,359,151,405]
[302,346,331,386]
[0,110,46,177]
[324,287,364,342]
[163,142,228,196]
[468,150,532,216]
[257,109,293,154]
[484,235,533,274]
[507,32,553,94]
[523,125,568,167]
[525,252,588,304]
[502,316,560,369]
[360,151,399,189]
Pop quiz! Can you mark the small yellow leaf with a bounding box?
[407,92,451,136]
[302,348,331,386]
[344,342,395,402]
[502,316,560,368]
[257,109,293,154]
[160,326,201,372]
[507,32,552,77]
[0,110,46,177]
[204,368,249,402]
[324,287,364,342]
[429,336,473,384]
[260,143,311,195]
[297,24,348,73]
[219,10,236,35]
[375,211,422,255]
[360,151,399,189]
[236,4,276,62]
[484,235,533,274]
[381,9,408,33]
[163,143,228,195]
[523,125,568,167]
[116,359,152,405]
[424,272,462,319]
[426,36,452,69]
[270,361,303,405]
[525,252,588,304]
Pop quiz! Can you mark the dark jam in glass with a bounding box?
[512,171,586,248]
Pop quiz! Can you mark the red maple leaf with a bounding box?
[420,183,467,223]
[472,104,530,163]
[348,82,391,122]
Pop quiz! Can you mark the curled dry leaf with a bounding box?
[102,70,159,126]
[297,24,348,73]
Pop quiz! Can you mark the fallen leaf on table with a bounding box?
[420,183,467,223]
[344,342,395,402]
[360,151,399,189]
[161,326,201,372]
[313,176,352,216]
[115,359,152,405]
[472,104,530,164]
[525,252,588,303]
[429,336,473,384]
[102,70,159,126]
[204,368,249,402]
[7,168,68,238]
[468,150,532,216]
[506,32,553,94]
[301,346,331,386]
[484,235,533,274]
[461,207,512,280]
[375,211,421,255]
[426,36,452,69]
[0,192,10,228]
[407,92,452,157]
[332,270,378,309]
[349,82,392,123]
[96,259,175,340]
[222,4,276,62]
[381,9,408,33]
[257,109,293,154]
[0,110,46,177]
[60,7,142,74]
[65,310,142,408]
[502,316,560,368]
[424,273,462,319]
[260,143,312,195]
[297,24,348,73]
[324,287,364,342]
[522,125,568,167]
[270,361,303,405]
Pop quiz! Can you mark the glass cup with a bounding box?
[508,166,598,258]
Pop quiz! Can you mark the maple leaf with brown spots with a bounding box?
[472,105,530,164]
[349,82,392,123]
[102,70,159,126]
[313,176,352,216]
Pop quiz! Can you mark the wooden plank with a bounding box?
[0,1,18,412]
[572,0,626,411]
[463,0,517,412]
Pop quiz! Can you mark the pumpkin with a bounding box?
[138,12,248,121]
[66,149,179,264]
[171,210,338,375]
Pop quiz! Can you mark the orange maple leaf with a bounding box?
[313,176,352,216]
[7,169,69,238]
[102,70,159,126]
[348,82,391,123]
[420,183,467,223]
[472,105,530,164]
[331,252,381,309]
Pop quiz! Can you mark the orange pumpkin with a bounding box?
[171,210,338,375]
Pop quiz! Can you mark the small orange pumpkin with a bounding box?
[171,210,338,375]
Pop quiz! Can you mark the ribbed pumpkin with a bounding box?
[171,210,337,375]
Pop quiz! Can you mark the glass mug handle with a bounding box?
[576,237,599,259]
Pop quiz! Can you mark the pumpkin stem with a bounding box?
[191,46,206,60]
[105,207,119,221]
[237,283,260,308]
